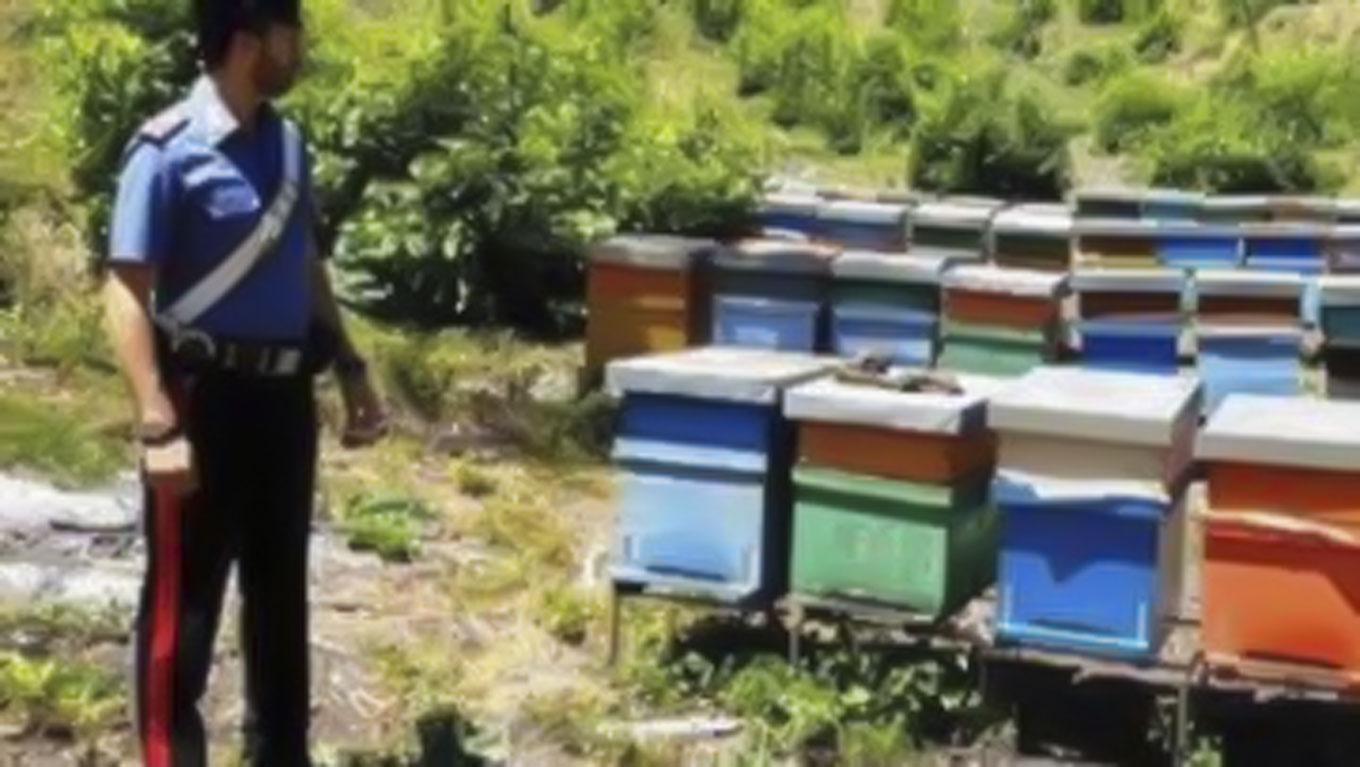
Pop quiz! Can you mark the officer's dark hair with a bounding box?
[194,0,301,70]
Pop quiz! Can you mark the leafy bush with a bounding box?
[1078,0,1127,24]
[989,0,1057,59]
[1093,70,1187,153]
[885,0,962,51]
[1063,45,1131,86]
[910,67,1074,199]
[689,0,746,42]
[1145,98,1335,193]
[1217,0,1297,30]
[1210,48,1360,148]
[34,0,197,257]
[1134,10,1182,64]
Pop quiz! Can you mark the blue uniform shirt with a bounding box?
[109,76,317,342]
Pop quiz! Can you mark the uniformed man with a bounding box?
[101,1,385,764]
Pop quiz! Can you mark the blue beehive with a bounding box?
[607,348,836,603]
[829,251,950,366]
[1197,326,1302,415]
[1243,224,1329,326]
[1327,224,1360,273]
[711,240,838,352]
[757,192,822,240]
[1156,223,1243,270]
[816,199,911,252]
[988,367,1201,659]
[1194,270,1303,414]
[1072,269,1185,375]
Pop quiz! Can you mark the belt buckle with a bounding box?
[170,326,217,363]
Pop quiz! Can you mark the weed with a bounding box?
[0,391,127,487]
[338,491,433,562]
[467,495,575,571]
[453,462,498,499]
[0,650,124,738]
[532,582,603,646]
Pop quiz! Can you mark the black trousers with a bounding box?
[133,371,317,767]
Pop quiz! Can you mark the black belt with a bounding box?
[159,326,307,378]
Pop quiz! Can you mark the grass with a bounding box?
[0,604,128,748]
[335,489,434,562]
[0,389,127,487]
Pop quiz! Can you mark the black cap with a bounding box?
[195,0,302,66]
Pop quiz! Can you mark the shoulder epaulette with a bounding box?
[136,105,190,145]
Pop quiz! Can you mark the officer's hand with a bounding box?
[142,435,197,495]
[340,372,387,449]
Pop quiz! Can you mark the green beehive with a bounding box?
[790,467,999,617]
[938,321,1053,377]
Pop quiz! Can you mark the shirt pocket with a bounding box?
[182,161,261,221]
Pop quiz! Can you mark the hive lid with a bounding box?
[944,265,1070,298]
[712,239,839,274]
[1202,195,1272,212]
[1148,221,1248,239]
[1198,394,1360,472]
[1320,275,1360,306]
[1194,269,1305,298]
[606,347,836,404]
[911,201,998,229]
[1073,218,1162,237]
[1071,268,1184,294]
[991,205,1075,236]
[832,251,952,283]
[783,374,1004,435]
[590,235,718,269]
[817,199,910,225]
[987,366,1202,447]
[1195,322,1303,339]
[1330,224,1360,241]
[1241,222,1332,239]
[1073,186,1204,205]
[758,192,820,215]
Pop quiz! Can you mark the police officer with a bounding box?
[102,1,385,764]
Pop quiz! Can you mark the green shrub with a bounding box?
[1134,10,1182,64]
[1217,0,1297,30]
[989,0,1057,59]
[1078,0,1162,24]
[1063,45,1131,86]
[1145,98,1334,193]
[689,0,745,42]
[885,0,961,51]
[854,34,917,132]
[1211,48,1360,148]
[1093,71,1187,153]
[910,67,1074,199]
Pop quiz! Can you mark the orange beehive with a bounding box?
[798,421,996,485]
[1202,513,1360,679]
[945,289,1058,331]
[1207,462,1360,529]
[1198,395,1360,678]
[585,236,714,374]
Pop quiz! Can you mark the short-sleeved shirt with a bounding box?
[109,75,316,342]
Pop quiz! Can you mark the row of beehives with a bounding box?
[607,347,1360,676]
[758,186,1360,274]
[586,234,1360,409]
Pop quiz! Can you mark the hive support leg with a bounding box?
[787,601,805,666]
[607,583,623,668]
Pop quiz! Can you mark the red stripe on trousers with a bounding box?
[146,483,181,767]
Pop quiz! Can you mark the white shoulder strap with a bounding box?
[160,120,304,329]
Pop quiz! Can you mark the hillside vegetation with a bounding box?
[6,0,1360,337]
